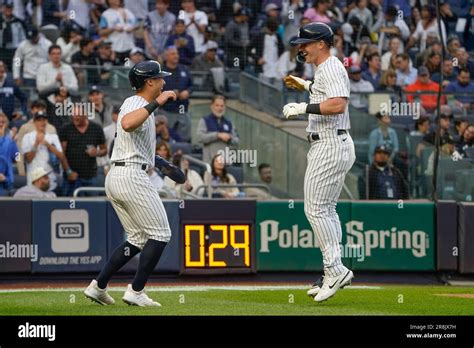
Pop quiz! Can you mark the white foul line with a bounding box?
[0,285,382,293]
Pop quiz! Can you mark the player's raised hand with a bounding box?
[156,91,177,106]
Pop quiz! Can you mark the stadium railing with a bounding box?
[69,65,242,99]
[195,183,271,199]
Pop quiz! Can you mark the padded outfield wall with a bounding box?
[0,199,472,274]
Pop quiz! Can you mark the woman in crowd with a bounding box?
[203,154,239,198]
[56,26,82,63]
[164,152,204,198]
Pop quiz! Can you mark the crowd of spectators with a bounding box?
[0,0,473,200]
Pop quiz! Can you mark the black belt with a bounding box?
[114,162,148,171]
[307,129,347,143]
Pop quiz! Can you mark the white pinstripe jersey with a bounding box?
[307,55,351,133]
[110,95,156,167]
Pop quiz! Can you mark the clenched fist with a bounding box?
[283,102,308,119]
[156,91,177,106]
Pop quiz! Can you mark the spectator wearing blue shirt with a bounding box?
[368,112,399,164]
[366,145,408,200]
[42,0,65,28]
[432,57,457,88]
[445,68,474,113]
[454,47,474,77]
[164,20,195,66]
[362,52,382,90]
[0,61,27,126]
[382,0,410,19]
[196,94,239,164]
[0,113,18,196]
[155,114,182,144]
[161,46,193,142]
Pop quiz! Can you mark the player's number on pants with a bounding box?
[184,225,250,267]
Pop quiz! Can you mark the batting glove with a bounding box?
[283,102,307,119]
[284,75,312,91]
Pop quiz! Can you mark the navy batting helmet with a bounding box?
[129,60,171,90]
[289,22,334,47]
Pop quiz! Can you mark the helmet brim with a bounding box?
[148,71,172,79]
[289,38,318,46]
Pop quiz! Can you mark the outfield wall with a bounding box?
[0,199,472,274]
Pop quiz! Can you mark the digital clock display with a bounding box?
[183,223,254,270]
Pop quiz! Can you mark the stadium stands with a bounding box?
[0,0,473,200]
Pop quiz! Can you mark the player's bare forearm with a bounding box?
[319,97,347,115]
[120,108,150,132]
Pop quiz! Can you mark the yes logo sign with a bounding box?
[51,210,89,253]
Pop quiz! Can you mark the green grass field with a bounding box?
[0,285,473,316]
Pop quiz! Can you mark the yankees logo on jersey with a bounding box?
[307,56,351,133]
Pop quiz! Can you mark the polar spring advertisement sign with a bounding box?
[256,201,435,271]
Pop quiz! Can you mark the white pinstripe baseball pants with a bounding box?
[105,164,172,249]
[304,130,356,277]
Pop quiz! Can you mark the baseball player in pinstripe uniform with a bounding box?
[283,23,356,302]
[85,60,177,307]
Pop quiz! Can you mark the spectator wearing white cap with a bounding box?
[129,47,146,65]
[251,3,282,38]
[191,41,223,70]
[14,167,57,198]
